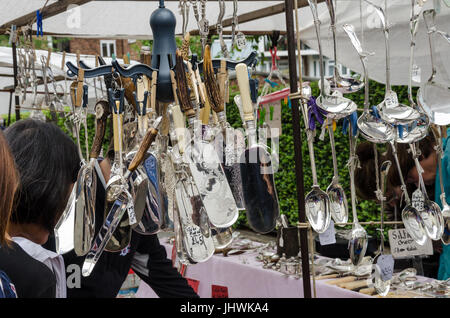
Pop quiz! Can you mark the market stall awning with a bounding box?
[1,1,450,86]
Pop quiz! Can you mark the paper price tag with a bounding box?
[385,91,398,108]
[319,220,336,246]
[186,278,200,294]
[376,254,395,281]
[412,188,425,212]
[412,64,421,83]
[212,285,229,298]
[388,228,433,258]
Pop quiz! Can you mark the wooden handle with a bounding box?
[171,104,186,154]
[128,127,159,172]
[90,100,110,159]
[175,50,196,118]
[186,61,199,105]
[195,68,211,124]
[151,70,158,111]
[75,68,85,107]
[359,287,375,295]
[325,276,356,285]
[203,45,224,114]
[170,70,179,105]
[316,274,340,280]
[61,51,66,70]
[218,59,228,104]
[235,63,254,122]
[112,103,123,152]
[338,279,368,291]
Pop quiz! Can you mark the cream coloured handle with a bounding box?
[235,63,254,122]
[171,104,186,155]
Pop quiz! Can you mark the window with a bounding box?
[313,61,317,77]
[328,60,335,77]
[341,65,349,76]
[100,40,116,58]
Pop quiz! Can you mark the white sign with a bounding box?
[388,228,433,259]
[319,220,336,246]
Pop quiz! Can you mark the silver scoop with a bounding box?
[308,0,357,119]
[326,119,348,225]
[371,160,392,297]
[299,88,331,234]
[324,0,364,95]
[364,0,420,126]
[348,123,368,266]
[342,23,396,145]
[409,143,444,241]
[396,0,430,144]
[387,141,428,246]
[417,9,450,126]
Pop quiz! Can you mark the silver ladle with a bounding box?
[409,142,444,241]
[348,122,368,266]
[395,0,430,144]
[431,127,450,245]
[372,160,392,297]
[417,9,450,126]
[308,0,357,119]
[342,23,396,144]
[389,141,428,246]
[365,0,421,126]
[324,0,364,95]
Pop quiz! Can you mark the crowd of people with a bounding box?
[0,119,198,298]
[0,116,449,298]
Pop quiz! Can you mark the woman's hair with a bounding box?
[355,134,436,202]
[5,119,81,232]
[0,130,19,246]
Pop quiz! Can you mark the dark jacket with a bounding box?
[58,169,199,298]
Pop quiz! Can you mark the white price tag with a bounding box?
[376,254,395,281]
[412,188,425,212]
[236,32,246,50]
[385,91,398,108]
[319,220,336,246]
[412,64,421,83]
[388,228,433,258]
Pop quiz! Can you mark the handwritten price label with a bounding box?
[376,254,395,282]
[186,278,200,294]
[212,285,229,298]
[385,91,398,108]
[388,229,433,258]
[319,220,336,246]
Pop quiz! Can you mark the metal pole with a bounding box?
[12,41,21,121]
[284,0,311,298]
[7,90,12,126]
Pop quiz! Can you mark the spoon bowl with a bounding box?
[420,200,444,240]
[401,204,428,246]
[349,222,369,266]
[316,94,357,119]
[357,113,396,144]
[305,186,331,234]
[328,70,364,95]
[326,182,348,224]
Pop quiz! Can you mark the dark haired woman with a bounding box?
[0,130,19,298]
[354,131,449,281]
[3,119,81,297]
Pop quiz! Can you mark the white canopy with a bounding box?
[1,0,450,115]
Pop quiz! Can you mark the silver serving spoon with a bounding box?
[365,0,421,126]
[388,141,428,245]
[308,0,357,119]
[417,9,450,126]
[324,0,364,95]
[342,23,396,144]
[431,127,450,245]
[371,160,392,296]
[299,91,331,234]
[395,0,430,144]
[326,120,348,225]
[348,122,368,266]
[410,143,444,241]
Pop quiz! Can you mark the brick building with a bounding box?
[68,38,140,61]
